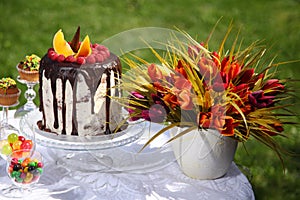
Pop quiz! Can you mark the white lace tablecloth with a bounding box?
[0,110,255,200]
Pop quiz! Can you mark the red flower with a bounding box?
[197,105,226,130]
[239,69,254,84]
[227,83,250,114]
[175,60,188,79]
[262,79,285,95]
[153,82,169,93]
[233,84,250,99]
[148,63,163,82]
[197,105,238,136]
[249,90,275,109]
[221,56,241,81]
[211,51,220,66]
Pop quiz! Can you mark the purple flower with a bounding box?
[141,104,167,123]
[249,90,275,109]
[131,91,145,99]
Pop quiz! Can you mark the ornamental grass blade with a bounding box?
[138,122,182,152]
[204,17,223,47]
[218,21,233,56]
[163,125,197,145]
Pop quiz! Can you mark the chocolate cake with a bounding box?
[38,27,122,136]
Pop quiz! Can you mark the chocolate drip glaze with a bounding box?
[105,69,111,135]
[39,53,121,135]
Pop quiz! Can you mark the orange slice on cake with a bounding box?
[75,35,92,58]
[52,28,92,59]
[53,29,75,57]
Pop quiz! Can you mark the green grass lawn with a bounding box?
[0,0,299,199]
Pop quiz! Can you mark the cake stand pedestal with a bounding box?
[47,149,115,172]
[20,109,175,174]
[14,76,38,118]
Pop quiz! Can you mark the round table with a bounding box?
[0,110,255,200]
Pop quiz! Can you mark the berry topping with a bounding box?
[65,55,77,63]
[76,57,86,65]
[56,54,65,63]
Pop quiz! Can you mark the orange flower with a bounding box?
[148,63,163,82]
[198,57,218,81]
[221,117,239,136]
[227,83,250,114]
[153,82,169,93]
[221,56,241,81]
[163,93,179,109]
[173,75,192,90]
[210,105,226,130]
[177,89,193,110]
[197,112,212,128]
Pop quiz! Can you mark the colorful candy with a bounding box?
[20,140,33,150]
[0,133,33,156]
[0,140,9,149]
[7,133,18,143]
[18,136,26,142]
[1,144,12,155]
[8,157,43,185]
[12,141,22,150]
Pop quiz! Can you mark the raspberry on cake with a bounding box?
[0,77,21,106]
[39,27,123,136]
[17,54,41,82]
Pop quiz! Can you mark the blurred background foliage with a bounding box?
[0,0,299,199]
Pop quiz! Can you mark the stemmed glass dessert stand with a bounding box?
[20,109,174,173]
[14,76,38,118]
[0,101,19,128]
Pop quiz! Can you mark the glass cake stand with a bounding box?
[20,109,175,173]
[21,109,144,151]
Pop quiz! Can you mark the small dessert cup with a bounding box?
[17,65,39,82]
[0,89,21,106]
[16,54,40,83]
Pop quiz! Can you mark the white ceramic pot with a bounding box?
[171,127,237,180]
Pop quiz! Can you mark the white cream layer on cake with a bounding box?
[39,53,122,136]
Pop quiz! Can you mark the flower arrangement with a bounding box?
[115,25,296,160]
